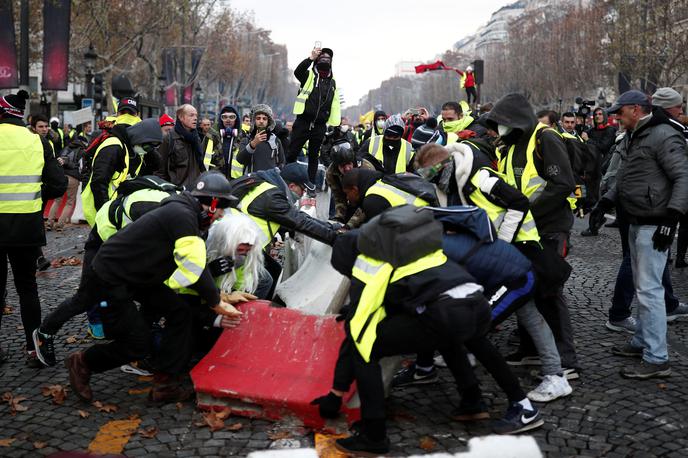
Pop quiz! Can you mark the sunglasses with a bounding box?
[221,114,237,120]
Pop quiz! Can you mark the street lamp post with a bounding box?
[84,44,97,100]
[158,74,167,110]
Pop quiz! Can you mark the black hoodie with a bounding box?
[362,110,387,143]
[486,93,575,235]
[88,124,132,212]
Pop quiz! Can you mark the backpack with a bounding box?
[358,204,443,268]
[536,128,594,178]
[115,175,182,197]
[380,172,439,206]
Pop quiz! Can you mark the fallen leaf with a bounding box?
[2,392,28,415]
[2,306,12,315]
[419,436,436,451]
[0,438,15,447]
[78,410,90,418]
[16,325,23,331]
[65,335,78,344]
[127,387,151,395]
[268,431,291,440]
[175,402,183,412]
[50,256,82,268]
[137,375,153,383]
[195,409,231,432]
[92,401,118,413]
[41,385,67,405]
[33,441,47,449]
[137,426,159,439]
[658,383,667,390]
[226,422,243,431]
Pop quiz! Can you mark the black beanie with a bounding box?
[0,90,29,119]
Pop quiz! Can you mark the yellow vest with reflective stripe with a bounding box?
[350,250,448,362]
[94,188,172,241]
[292,70,341,126]
[203,137,214,170]
[82,137,130,226]
[0,124,45,214]
[499,123,548,203]
[165,235,207,291]
[230,149,244,179]
[365,180,429,208]
[237,182,280,248]
[368,135,413,173]
[468,168,539,243]
[560,131,584,210]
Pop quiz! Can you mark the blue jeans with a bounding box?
[628,225,669,364]
[609,217,678,322]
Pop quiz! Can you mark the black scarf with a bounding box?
[175,118,204,169]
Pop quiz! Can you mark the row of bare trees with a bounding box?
[346,0,688,120]
[15,0,296,116]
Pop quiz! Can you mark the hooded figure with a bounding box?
[360,115,414,174]
[216,105,242,176]
[363,110,388,143]
[127,118,163,176]
[485,93,575,235]
[237,104,284,173]
[587,107,617,161]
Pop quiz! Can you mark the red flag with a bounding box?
[414,60,449,74]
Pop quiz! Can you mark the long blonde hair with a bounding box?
[206,210,267,294]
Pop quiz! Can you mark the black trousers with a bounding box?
[41,229,102,335]
[465,86,478,105]
[287,117,327,183]
[0,246,41,351]
[677,213,688,263]
[82,274,192,375]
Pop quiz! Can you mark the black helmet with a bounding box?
[191,171,237,208]
[330,142,356,166]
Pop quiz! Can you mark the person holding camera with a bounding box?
[237,104,285,174]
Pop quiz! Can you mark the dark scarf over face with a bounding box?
[175,118,204,169]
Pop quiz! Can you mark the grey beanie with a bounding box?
[652,87,683,109]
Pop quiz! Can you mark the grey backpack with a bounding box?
[357,205,443,268]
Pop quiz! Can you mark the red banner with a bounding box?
[0,1,18,89]
[42,0,71,90]
[415,60,462,76]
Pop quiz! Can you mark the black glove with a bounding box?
[336,303,352,322]
[589,197,614,232]
[310,392,342,419]
[653,222,677,252]
[207,256,234,277]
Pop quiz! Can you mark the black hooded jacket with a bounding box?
[587,109,617,158]
[486,93,575,234]
[294,58,337,124]
[89,124,131,212]
[362,110,387,143]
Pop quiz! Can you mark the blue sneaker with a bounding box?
[87,323,105,340]
[492,402,544,434]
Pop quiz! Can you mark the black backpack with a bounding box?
[536,128,594,179]
[380,172,439,206]
[358,205,443,268]
[115,175,182,197]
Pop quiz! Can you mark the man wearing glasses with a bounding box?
[595,90,688,379]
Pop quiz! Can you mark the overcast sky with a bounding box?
[228,0,509,106]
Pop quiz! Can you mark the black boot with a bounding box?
[335,419,390,456]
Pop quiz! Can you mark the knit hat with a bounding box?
[0,90,29,119]
[384,114,405,137]
[652,87,683,109]
[411,124,441,150]
[159,113,174,127]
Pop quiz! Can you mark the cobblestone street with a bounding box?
[1,217,687,457]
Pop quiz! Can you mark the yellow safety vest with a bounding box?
[560,131,585,210]
[368,135,413,173]
[350,250,447,362]
[0,124,45,214]
[203,137,214,170]
[229,146,244,179]
[94,188,172,241]
[499,123,548,203]
[82,137,130,226]
[467,168,539,243]
[365,180,429,208]
[164,235,208,291]
[115,113,142,126]
[237,182,280,248]
[292,70,341,126]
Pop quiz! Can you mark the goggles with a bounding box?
[221,113,237,120]
[416,158,451,180]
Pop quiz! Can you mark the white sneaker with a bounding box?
[120,362,153,377]
[527,374,573,403]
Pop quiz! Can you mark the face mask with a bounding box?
[497,125,513,137]
[233,254,247,268]
[442,119,462,133]
[133,145,147,156]
[376,120,385,130]
[340,125,350,133]
[316,58,331,72]
[384,138,401,149]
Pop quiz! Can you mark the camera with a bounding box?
[575,97,596,117]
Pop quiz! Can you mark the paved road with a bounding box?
[0,218,687,457]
